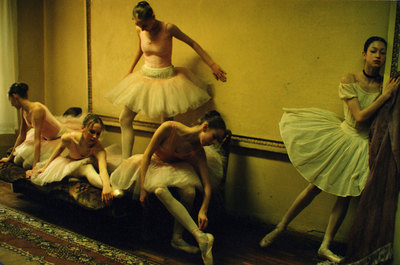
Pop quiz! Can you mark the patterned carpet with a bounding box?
[0,204,159,265]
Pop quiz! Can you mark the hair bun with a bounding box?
[136,1,150,7]
[205,110,221,119]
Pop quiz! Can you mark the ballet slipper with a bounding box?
[113,189,124,198]
[318,247,343,263]
[171,238,200,254]
[199,233,214,265]
[68,177,81,183]
[259,227,283,247]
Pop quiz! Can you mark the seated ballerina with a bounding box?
[110,110,227,265]
[1,83,67,169]
[26,114,119,205]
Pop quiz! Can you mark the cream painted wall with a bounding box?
[43,0,88,115]
[17,0,399,250]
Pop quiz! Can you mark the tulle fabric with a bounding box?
[30,156,92,186]
[13,115,84,168]
[110,145,225,195]
[105,65,211,119]
[280,107,369,197]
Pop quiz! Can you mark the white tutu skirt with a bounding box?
[13,115,84,169]
[280,108,369,197]
[105,65,211,119]
[30,156,92,186]
[110,145,225,195]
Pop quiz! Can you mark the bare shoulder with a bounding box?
[341,73,357,84]
[165,23,181,36]
[61,132,75,144]
[165,22,177,31]
[31,103,46,116]
[169,121,188,133]
[154,121,175,137]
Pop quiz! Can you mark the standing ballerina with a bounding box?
[106,1,227,159]
[259,36,400,263]
[1,83,66,169]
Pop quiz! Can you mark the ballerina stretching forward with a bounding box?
[27,114,120,205]
[110,111,226,265]
[106,1,227,159]
[259,36,400,263]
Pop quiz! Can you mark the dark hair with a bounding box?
[133,1,153,20]
[364,36,387,52]
[63,107,82,117]
[8,83,29,98]
[83,114,104,129]
[200,110,226,131]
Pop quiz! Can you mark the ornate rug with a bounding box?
[0,204,159,265]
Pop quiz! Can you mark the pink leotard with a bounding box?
[68,137,99,160]
[155,125,201,162]
[140,22,173,68]
[23,103,62,139]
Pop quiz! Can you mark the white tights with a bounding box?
[154,186,203,241]
[119,106,137,159]
[72,164,103,189]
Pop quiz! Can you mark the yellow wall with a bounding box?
[43,0,88,115]
[18,0,44,102]
[90,0,390,142]
[16,0,395,247]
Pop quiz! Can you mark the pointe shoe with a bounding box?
[199,233,214,265]
[113,189,124,198]
[171,238,200,254]
[318,247,343,263]
[259,227,283,247]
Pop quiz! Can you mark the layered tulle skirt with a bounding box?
[105,65,211,119]
[110,145,225,195]
[280,108,370,197]
[30,156,92,186]
[13,115,84,169]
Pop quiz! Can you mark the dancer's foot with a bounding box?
[171,238,200,254]
[259,227,284,247]
[113,189,124,198]
[199,233,214,265]
[318,247,343,263]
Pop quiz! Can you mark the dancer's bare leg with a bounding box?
[154,187,214,265]
[171,186,200,254]
[318,196,350,263]
[119,106,137,159]
[260,183,321,247]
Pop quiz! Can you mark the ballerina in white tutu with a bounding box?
[106,1,227,159]
[259,37,400,263]
[27,114,118,205]
[1,83,66,169]
[110,110,226,265]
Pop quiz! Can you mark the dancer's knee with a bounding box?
[119,108,136,128]
[14,155,23,166]
[154,187,168,198]
[180,186,196,201]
